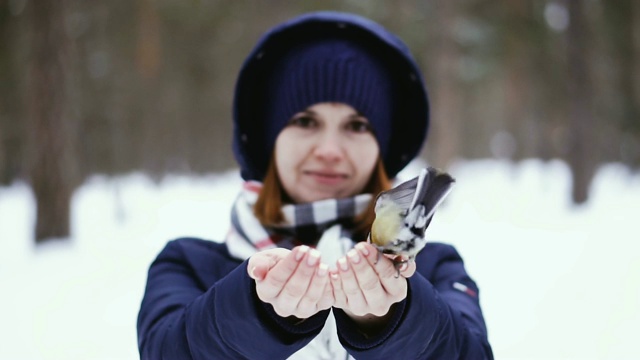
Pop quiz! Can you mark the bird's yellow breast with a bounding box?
[370,203,403,246]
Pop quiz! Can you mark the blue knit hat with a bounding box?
[264,38,393,158]
[233,11,429,181]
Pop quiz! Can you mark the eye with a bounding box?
[288,114,318,129]
[346,119,372,133]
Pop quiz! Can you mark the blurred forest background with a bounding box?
[0,0,638,243]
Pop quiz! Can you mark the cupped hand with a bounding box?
[330,242,416,320]
[247,245,333,319]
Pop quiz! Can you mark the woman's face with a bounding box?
[274,102,380,203]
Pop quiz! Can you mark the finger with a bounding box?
[359,242,394,277]
[376,257,408,302]
[295,263,329,318]
[317,279,334,311]
[259,246,308,300]
[383,253,402,261]
[398,259,417,278]
[249,262,269,282]
[357,243,407,299]
[361,243,402,279]
[337,254,368,316]
[350,247,382,294]
[273,248,321,311]
[330,269,347,309]
[248,248,290,281]
[380,254,416,278]
[351,244,388,310]
[248,256,277,281]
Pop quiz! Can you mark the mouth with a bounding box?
[304,170,348,184]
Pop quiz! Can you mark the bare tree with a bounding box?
[26,0,78,242]
[566,0,596,204]
[602,0,640,166]
[502,1,534,160]
[425,0,462,168]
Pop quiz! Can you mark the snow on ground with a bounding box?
[1,159,638,359]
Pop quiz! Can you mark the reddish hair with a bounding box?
[254,157,392,241]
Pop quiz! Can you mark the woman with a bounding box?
[137,11,492,359]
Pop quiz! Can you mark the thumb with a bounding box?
[249,264,268,281]
[247,255,277,282]
[247,248,291,281]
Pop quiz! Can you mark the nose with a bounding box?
[313,131,344,162]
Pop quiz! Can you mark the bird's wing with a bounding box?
[374,175,419,214]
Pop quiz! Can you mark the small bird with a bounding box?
[369,167,455,272]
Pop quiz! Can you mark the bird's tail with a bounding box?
[411,167,455,219]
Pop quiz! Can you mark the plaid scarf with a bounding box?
[226,181,372,264]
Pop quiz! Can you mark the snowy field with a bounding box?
[1,159,639,359]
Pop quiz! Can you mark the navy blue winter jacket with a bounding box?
[137,238,492,359]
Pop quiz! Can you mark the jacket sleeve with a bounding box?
[137,239,329,360]
[334,244,493,359]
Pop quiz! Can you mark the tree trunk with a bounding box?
[503,1,532,161]
[566,0,596,204]
[425,0,461,168]
[136,0,161,80]
[602,0,640,166]
[27,0,77,243]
